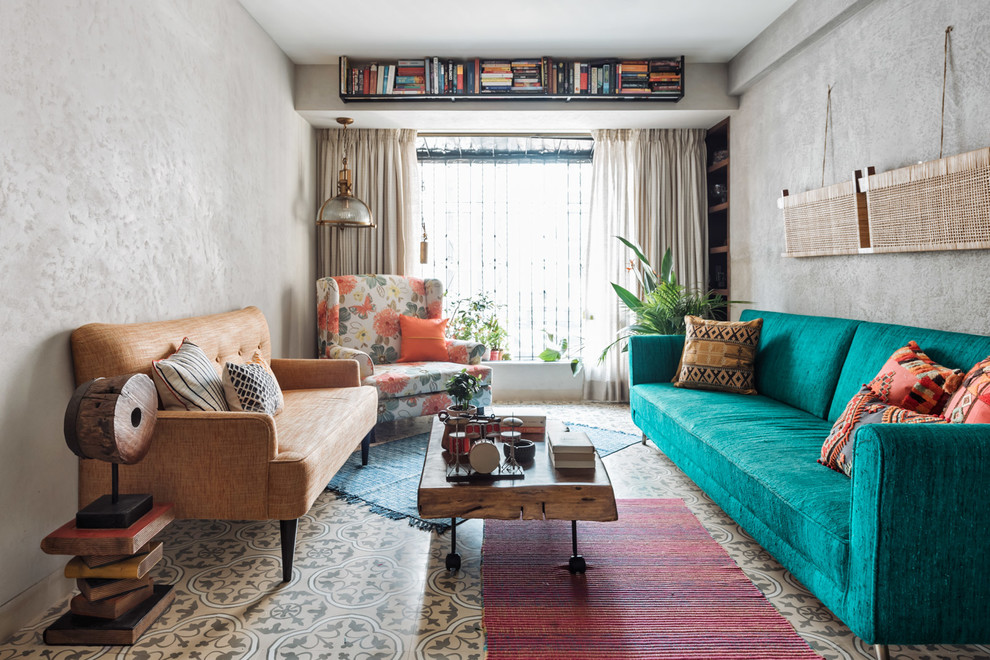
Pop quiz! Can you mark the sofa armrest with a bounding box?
[271,358,361,389]
[320,344,374,379]
[79,410,278,519]
[446,339,487,365]
[628,335,685,386]
[848,423,990,644]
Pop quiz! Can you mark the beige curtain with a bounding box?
[316,128,419,277]
[582,128,708,402]
[638,129,707,290]
[582,130,642,402]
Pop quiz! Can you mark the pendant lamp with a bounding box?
[317,117,375,228]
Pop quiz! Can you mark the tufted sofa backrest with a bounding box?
[70,306,272,386]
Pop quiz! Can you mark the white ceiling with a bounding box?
[239,0,796,64]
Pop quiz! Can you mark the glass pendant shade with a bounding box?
[318,192,373,227]
[317,163,374,227]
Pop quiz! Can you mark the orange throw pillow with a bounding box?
[398,316,449,363]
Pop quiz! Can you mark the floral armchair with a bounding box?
[317,274,492,423]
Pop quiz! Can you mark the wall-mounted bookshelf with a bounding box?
[339,56,684,102]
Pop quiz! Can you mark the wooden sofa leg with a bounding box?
[280,519,297,582]
[642,433,648,445]
[361,429,374,466]
[874,645,889,660]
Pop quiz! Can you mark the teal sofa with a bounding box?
[629,309,990,658]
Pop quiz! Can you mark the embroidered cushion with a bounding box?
[398,315,449,363]
[867,340,963,415]
[673,316,762,395]
[942,356,990,423]
[222,352,284,415]
[821,385,947,476]
[152,338,229,411]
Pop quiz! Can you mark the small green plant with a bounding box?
[446,369,482,410]
[539,331,583,376]
[449,293,508,351]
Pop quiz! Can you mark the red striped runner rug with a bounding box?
[482,499,821,659]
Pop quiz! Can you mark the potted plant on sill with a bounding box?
[479,317,508,361]
[449,293,509,361]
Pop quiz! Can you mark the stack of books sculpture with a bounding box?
[41,504,175,644]
[41,373,175,645]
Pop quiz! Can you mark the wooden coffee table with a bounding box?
[417,417,618,573]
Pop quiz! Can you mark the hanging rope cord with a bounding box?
[940,25,953,159]
[821,84,833,188]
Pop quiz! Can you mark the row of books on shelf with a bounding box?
[339,56,682,97]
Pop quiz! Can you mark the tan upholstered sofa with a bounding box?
[70,306,377,581]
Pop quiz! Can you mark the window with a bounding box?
[418,136,593,359]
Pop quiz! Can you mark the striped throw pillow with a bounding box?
[152,338,229,411]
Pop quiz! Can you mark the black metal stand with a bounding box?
[568,520,586,573]
[445,518,461,571]
[75,464,153,529]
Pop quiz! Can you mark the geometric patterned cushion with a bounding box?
[152,338,229,411]
[222,352,284,415]
[673,315,762,395]
[820,384,948,476]
[943,356,990,423]
[867,340,963,415]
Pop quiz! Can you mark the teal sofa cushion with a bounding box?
[630,383,850,586]
[739,309,859,419]
[828,322,990,422]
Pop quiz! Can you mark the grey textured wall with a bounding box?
[0,0,315,615]
[731,0,990,333]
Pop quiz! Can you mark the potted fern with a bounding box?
[600,237,742,362]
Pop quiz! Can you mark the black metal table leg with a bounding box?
[568,519,586,573]
[445,518,461,571]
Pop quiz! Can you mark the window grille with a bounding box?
[418,135,592,360]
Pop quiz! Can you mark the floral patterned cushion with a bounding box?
[322,344,374,379]
[377,387,493,423]
[317,274,485,367]
[318,275,492,422]
[364,362,492,400]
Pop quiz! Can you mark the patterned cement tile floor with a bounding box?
[2,402,988,660]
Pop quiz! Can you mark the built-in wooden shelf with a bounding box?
[708,159,729,173]
[706,117,730,320]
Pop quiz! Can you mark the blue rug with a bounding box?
[326,423,639,533]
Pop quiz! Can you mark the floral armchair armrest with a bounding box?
[445,339,488,365]
[323,344,375,379]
